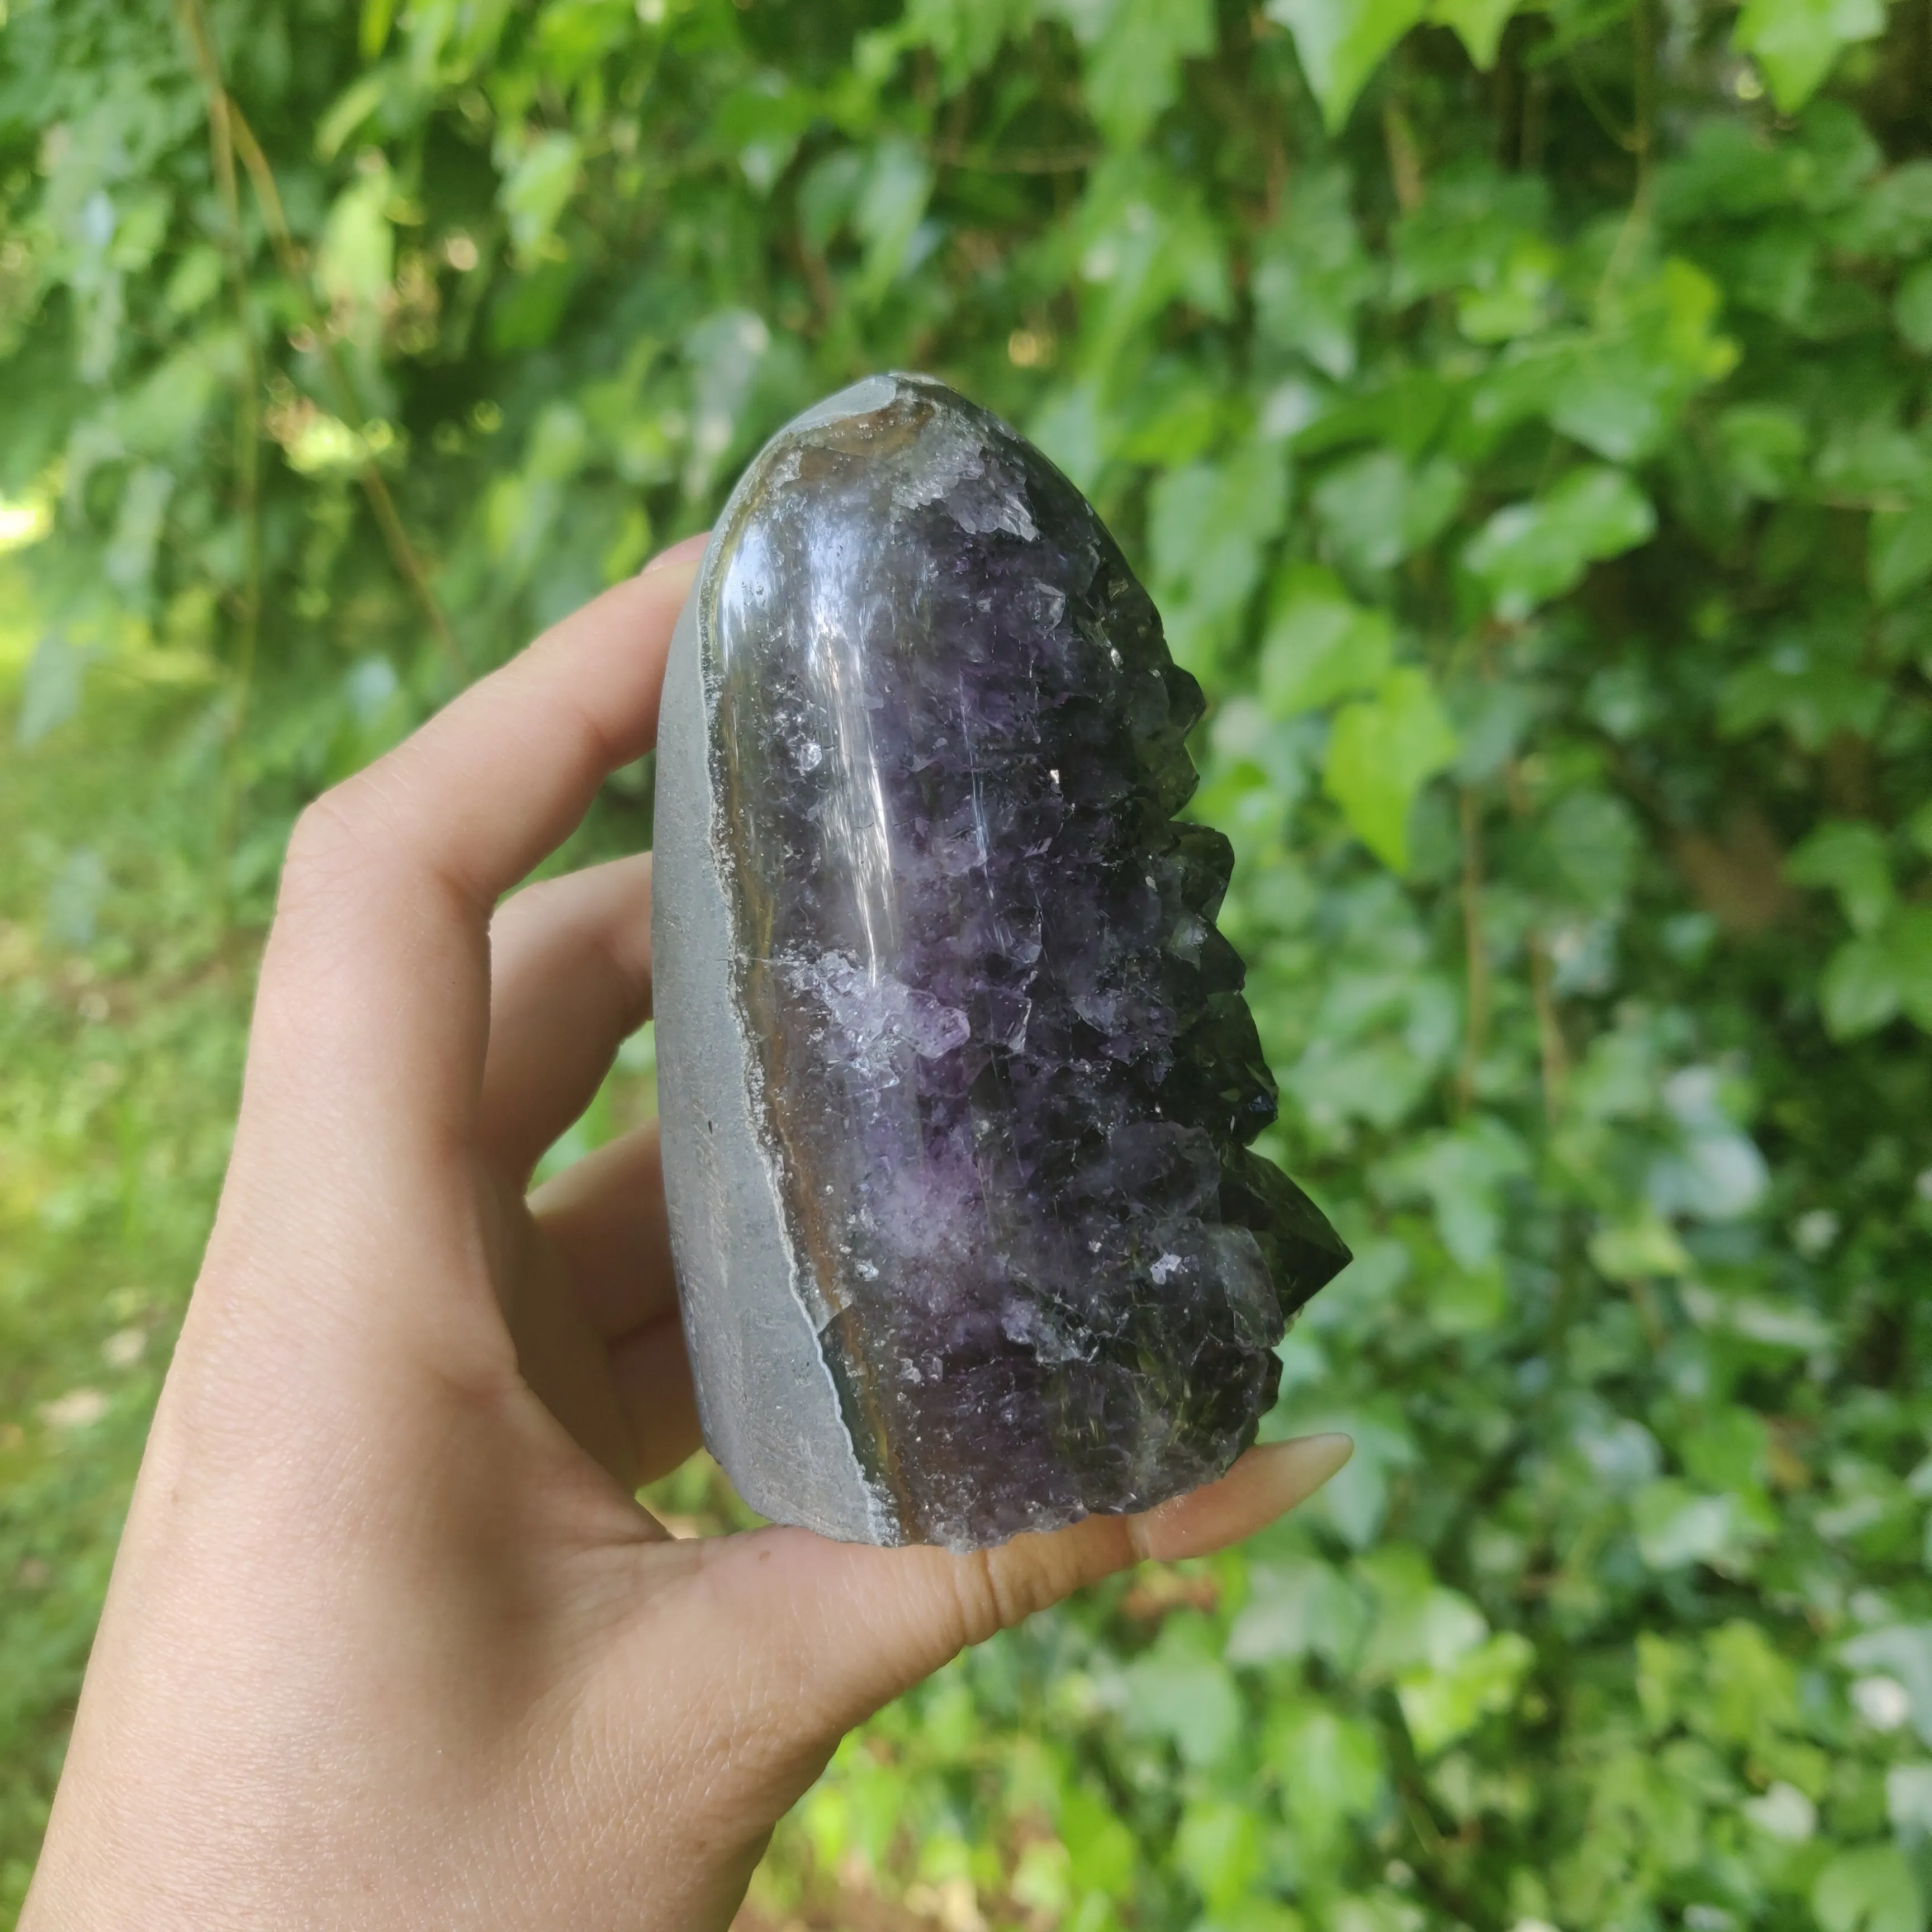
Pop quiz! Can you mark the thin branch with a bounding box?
[1382,98,1425,215]
[1561,40,1638,154]
[173,0,262,704]
[205,72,465,677]
[926,136,1099,174]
[1505,756,1569,1123]
[226,108,464,678]
[1457,786,1490,1112]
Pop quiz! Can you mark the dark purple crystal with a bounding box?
[655,373,1349,1550]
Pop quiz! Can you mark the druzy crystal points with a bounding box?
[653,373,1350,1551]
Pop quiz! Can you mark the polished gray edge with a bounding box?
[653,558,897,1546]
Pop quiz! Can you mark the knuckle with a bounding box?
[948,1548,1009,1647]
[282,792,371,891]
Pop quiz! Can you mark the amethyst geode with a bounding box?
[652,373,1349,1551]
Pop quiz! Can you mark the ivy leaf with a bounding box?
[317,161,396,302]
[1398,1631,1534,1756]
[1147,435,1290,674]
[1733,0,1887,113]
[1258,565,1392,716]
[1464,466,1656,621]
[1870,498,1932,605]
[1813,1845,1925,1932]
[1429,0,1521,69]
[1267,0,1425,132]
[1174,1799,1263,1915]
[1787,819,1895,934]
[1079,0,1214,144]
[1313,447,1466,576]
[1121,1622,1243,1769]
[853,138,935,301]
[1817,911,1932,1038]
[358,0,395,60]
[1252,164,1377,378]
[1057,1784,1137,1897]
[16,632,92,746]
[499,133,581,269]
[1719,638,1888,750]
[1324,665,1458,872]
[1228,1557,1372,1668]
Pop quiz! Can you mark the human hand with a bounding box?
[22,542,1352,1932]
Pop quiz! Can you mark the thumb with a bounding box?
[728,1432,1353,1740]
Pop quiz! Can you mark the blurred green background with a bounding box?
[6,0,1932,1926]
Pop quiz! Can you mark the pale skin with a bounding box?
[22,537,1352,1932]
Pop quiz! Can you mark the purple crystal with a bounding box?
[653,373,1349,1550]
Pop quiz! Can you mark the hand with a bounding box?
[22,542,1352,1932]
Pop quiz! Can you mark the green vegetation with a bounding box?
[6,0,1932,1925]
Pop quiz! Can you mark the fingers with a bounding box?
[250,555,698,1172]
[213,551,698,1362]
[528,1124,676,1340]
[608,1315,703,1484]
[687,1433,1353,1745]
[479,854,655,1183]
[524,1126,698,1484]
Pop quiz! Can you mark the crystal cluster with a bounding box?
[653,374,1350,1551]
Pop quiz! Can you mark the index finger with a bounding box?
[247,544,703,1169]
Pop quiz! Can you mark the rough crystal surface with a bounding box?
[654,373,1350,1551]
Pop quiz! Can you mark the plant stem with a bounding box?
[172,12,466,682]
[1458,786,1490,1112]
[224,109,465,678]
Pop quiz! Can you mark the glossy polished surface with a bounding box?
[655,374,1350,1550]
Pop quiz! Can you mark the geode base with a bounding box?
[653,374,1350,1551]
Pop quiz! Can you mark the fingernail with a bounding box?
[1131,1432,1353,1563]
[641,531,711,575]
[1271,1431,1354,1502]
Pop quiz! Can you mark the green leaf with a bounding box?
[317,164,396,305]
[1228,1557,1372,1668]
[316,70,389,163]
[1429,0,1520,68]
[1813,1845,1925,1932]
[1324,666,1457,871]
[1733,0,1887,113]
[1398,1631,1534,1756]
[1589,1215,1694,1281]
[1464,467,1656,621]
[1252,165,1377,378]
[1058,1786,1137,1898]
[1787,819,1896,933]
[1175,1799,1263,1915]
[1267,0,1426,132]
[1821,935,1903,1038]
[1633,1480,1761,1571]
[1718,401,1810,499]
[499,133,581,268]
[1871,498,1932,605]
[358,0,395,61]
[1312,448,1465,576]
[1147,436,1290,673]
[1122,1623,1244,1769]
[853,138,935,300]
[1381,1115,1529,1272]
[1258,566,1392,716]
[1896,259,1932,353]
[16,633,91,746]
[1358,1545,1488,1677]
[895,0,1036,89]
[1720,641,1888,750]
[1079,0,1214,144]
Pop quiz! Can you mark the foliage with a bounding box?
[6,0,1932,1928]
